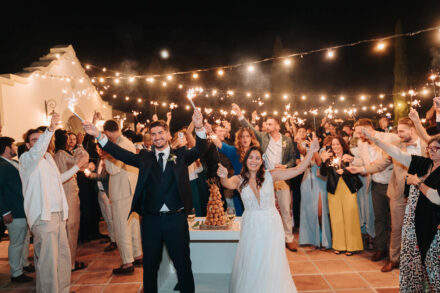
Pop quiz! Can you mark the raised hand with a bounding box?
[152,114,158,122]
[408,108,420,122]
[231,103,243,119]
[82,121,100,138]
[92,111,102,125]
[167,111,172,121]
[310,137,320,153]
[49,113,61,132]
[251,110,258,122]
[77,132,84,145]
[192,108,204,129]
[320,149,332,161]
[342,154,354,163]
[217,163,228,178]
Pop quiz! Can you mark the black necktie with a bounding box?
[158,152,165,173]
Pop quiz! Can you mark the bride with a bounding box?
[217,137,320,293]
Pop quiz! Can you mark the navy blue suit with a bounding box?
[101,134,207,293]
[0,158,25,219]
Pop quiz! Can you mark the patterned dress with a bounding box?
[399,156,440,292]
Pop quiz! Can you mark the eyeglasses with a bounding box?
[426,145,440,153]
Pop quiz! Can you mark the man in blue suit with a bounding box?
[83,109,207,293]
[0,137,33,282]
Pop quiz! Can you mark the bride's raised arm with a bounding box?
[217,163,241,190]
[271,137,320,182]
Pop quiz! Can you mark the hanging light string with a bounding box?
[83,25,440,80]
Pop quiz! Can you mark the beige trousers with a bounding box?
[98,191,115,242]
[66,192,80,269]
[112,196,142,264]
[275,187,294,243]
[5,218,30,277]
[31,212,71,293]
[389,196,406,263]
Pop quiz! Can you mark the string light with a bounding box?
[376,41,386,51]
[129,77,135,83]
[192,73,199,79]
[217,69,224,76]
[160,49,169,59]
[320,95,326,101]
[146,77,154,83]
[301,95,307,100]
[326,50,335,59]
[283,59,292,66]
[166,75,173,81]
[339,96,345,101]
[247,65,255,72]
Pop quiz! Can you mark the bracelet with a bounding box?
[415,180,423,189]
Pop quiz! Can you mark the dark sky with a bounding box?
[1,2,440,125]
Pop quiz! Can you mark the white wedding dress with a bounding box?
[230,171,298,293]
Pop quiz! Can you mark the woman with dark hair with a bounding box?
[53,129,89,272]
[217,138,320,293]
[210,127,260,216]
[320,136,363,255]
[361,129,440,292]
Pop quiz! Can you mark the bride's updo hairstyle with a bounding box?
[239,146,265,192]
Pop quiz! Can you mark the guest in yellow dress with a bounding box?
[320,136,364,255]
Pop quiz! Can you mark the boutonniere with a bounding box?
[282,140,287,148]
[167,154,178,164]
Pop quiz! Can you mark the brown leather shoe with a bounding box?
[286,242,298,252]
[381,261,399,272]
[371,250,387,262]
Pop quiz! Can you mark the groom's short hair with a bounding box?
[149,120,169,132]
[103,120,119,132]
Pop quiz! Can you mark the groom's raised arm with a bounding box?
[183,108,208,165]
[83,121,141,168]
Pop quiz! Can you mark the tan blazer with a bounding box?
[105,135,139,202]
[54,149,88,197]
[365,138,428,200]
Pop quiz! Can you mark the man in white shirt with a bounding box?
[347,117,426,272]
[19,113,88,293]
[345,118,398,263]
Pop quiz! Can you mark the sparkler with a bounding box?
[67,98,84,122]
[187,88,203,109]
[309,109,318,129]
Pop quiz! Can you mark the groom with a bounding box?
[83,109,207,293]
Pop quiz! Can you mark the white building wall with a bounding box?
[0,45,112,141]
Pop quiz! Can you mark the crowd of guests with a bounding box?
[0,97,439,292]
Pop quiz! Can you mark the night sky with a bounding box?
[1,3,440,128]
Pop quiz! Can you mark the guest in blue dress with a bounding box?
[299,143,332,249]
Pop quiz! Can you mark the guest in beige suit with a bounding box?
[54,129,89,271]
[347,117,427,272]
[19,114,89,293]
[103,120,143,275]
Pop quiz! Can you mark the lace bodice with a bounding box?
[240,171,276,211]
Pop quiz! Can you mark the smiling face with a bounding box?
[297,128,307,140]
[245,149,263,172]
[150,125,169,150]
[331,138,343,156]
[427,140,440,161]
[397,124,415,143]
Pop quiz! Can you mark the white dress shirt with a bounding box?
[405,138,422,156]
[19,130,79,227]
[265,136,283,170]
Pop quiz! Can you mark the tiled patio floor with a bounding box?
[0,231,399,293]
